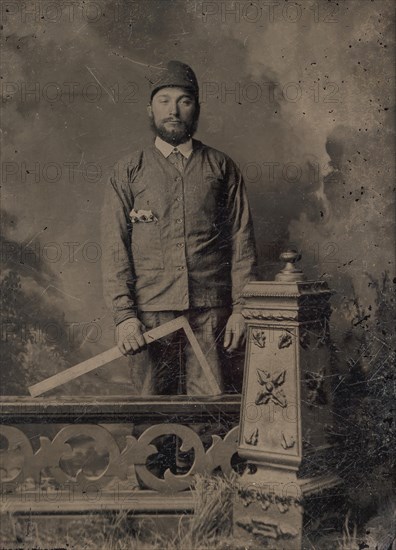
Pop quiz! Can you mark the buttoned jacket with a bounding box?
[101,139,257,325]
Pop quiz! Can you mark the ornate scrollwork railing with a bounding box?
[0,395,241,509]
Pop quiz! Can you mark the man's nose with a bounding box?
[168,101,179,116]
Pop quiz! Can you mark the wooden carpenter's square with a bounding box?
[28,316,222,397]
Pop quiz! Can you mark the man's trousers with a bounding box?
[127,307,243,396]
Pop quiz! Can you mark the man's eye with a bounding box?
[180,99,193,105]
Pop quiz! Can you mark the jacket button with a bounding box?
[177,242,184,248]
[176,196,183,201]
[176,218,182,224]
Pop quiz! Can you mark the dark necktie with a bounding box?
[168,149,187,173]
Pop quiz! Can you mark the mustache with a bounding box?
[163,117,183,123]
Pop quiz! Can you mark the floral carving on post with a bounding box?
[281,432,296,450]
[278,332,293,349]
[244,428,259,446]
[255,369,287,408]
[251,329,266,348]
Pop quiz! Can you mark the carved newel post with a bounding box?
[233,250,337,549]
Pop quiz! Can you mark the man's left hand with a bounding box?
[223,312,246,352]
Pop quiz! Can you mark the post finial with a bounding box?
[275,248,305,282]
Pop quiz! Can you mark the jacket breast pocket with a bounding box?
[131,221,164,270]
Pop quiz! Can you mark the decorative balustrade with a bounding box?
[1,250,340,549]
[0,395,241,513]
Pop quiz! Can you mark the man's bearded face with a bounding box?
[148,87,199,145]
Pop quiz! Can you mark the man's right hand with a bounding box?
[116,318,146,356]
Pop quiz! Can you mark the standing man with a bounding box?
[101,60,257,396]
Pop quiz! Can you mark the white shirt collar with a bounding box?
[155,136,193,159]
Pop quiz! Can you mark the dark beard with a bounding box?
[150,117,198,145]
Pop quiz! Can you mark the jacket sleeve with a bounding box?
[225,158,258,312]
[101,161,137,325]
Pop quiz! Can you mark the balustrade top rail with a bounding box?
[0,394,241,424]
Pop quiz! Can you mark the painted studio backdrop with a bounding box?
[1,0,394,396]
